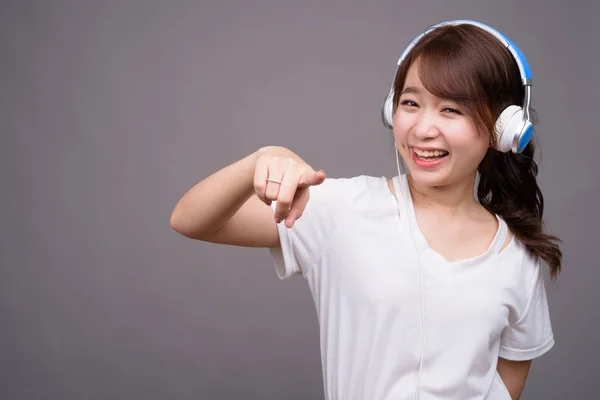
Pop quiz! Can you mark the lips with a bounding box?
[411,146,449,168]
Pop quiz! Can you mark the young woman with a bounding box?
[170,20,561,400]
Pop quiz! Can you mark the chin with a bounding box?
[402,155,454,188]
[406,168,452,188]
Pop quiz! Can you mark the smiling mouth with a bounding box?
[412,147,449,160]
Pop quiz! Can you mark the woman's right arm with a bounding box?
[169,146,326,248]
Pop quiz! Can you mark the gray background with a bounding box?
[2,0,599,399]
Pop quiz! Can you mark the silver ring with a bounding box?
[266,178,282,184]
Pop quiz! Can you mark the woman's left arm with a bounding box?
[497,357,532,399]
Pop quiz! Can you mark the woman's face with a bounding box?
[393,59,490,188]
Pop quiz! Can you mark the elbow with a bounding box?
[169,209,204,240]
[169,208,187,236]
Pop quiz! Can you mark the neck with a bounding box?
[407,173,480,216]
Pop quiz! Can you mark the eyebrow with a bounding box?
[400,86,421,95]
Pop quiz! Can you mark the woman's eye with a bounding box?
[443,107,462,115]
[401,100,418,107]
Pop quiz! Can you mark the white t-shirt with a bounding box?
[269,173,554,400]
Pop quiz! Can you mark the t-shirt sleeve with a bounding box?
[268,176,357,280]
[499,259,555,361]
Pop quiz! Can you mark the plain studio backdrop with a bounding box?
[1,0,599,399]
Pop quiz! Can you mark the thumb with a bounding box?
[300,169,326,187]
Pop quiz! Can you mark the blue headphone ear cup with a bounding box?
[381,90,395,129]
[494,105,530,153]
[517,122,534,152]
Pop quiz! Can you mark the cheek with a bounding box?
[392,128,411,157]
[449,130,490,163]
[392,115,411,145]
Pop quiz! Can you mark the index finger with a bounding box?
[273,170,299,222]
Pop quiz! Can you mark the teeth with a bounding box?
[414,148,448,157]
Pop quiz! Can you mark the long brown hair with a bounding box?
[391,24,562,279]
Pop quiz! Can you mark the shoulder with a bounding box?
[312,174,390,200]
[306,174,395,218]
[499,232,539,270]
[504,234,540,269]
[498,234,546,302]
[320,174,388,188]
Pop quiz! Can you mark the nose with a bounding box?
[413,112,441,141]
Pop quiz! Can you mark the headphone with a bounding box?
[381,19,534,154]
